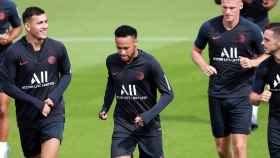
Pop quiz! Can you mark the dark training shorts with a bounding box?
[268,116,280,158]
[19,121,64,158]
[111,122,164,158]
[208,96,252,138]
[0,45,10,92]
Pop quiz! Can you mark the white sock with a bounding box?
[251,105,259,124]
[0,142,9,158]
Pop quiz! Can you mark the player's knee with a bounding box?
[0,106,8,118]
[217,147,229,157]
[233,142,246,153]
[0,105,8,117]
[216,143,231,157]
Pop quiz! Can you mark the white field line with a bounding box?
[55,37,194,43]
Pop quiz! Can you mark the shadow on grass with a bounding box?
[161,115,209,124]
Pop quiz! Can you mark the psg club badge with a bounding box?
[0,11,7,21]
[48,56,57,64]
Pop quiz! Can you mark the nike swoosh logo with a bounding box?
[212,36,221,40]
[112,72,119,76]
[19,61,29,66]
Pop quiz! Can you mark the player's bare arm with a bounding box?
[192,46,217,76]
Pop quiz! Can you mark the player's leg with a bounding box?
[0,93,9,158]
[0,93,9,140]
[267,116,280,158]
[18,127,41,158]
[111,123,136,158]
[137,128,164,158]
[40,122,64,158]
[215,136,233,158]
[231,134,247,158]
[111,136,135,158]
[228,97,251,158]
[208,96,233,158]
[41,138,60,158]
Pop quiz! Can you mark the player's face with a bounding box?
[25,14,48,40]
[221,0,242,22]
[115,36,138,64]
[264,29,280,55]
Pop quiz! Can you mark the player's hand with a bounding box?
[0,34,11,45]
[201,64,217,76]
[240,56,254,68]
[99,111,108,120]
[44,98,54,107]
[134,116,144,127]
[42,104,51,117]
[260,85,272,102]
[262,0,274,8]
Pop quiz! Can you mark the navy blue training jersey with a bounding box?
[194,16,265,98]
[3,37,71,127]
[252,56,280,117]
[241,0,269,29]
[101,50,173,131]
[0,0,21,52]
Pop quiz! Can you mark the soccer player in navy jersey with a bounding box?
[214,0,278,29]
[2,7,71,158]
[240,0,277,30]
[215,0,278,132]
[0,1,22,157]
[99,25,173,158]
[215,0,277,29]
[192,0,268,157]
[250,23,280,158]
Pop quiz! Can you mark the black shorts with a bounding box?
[268,116,280,158]
[0,45,9,92]
[18,121,64,158]
[208,96,252,138]
[111,123,164,158]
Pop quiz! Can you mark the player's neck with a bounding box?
[126,49,139,64]
[274,51,280,64]
[26,35,45,52]
[223,17,239,31]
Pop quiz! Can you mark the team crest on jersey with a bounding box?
[135,71,144,80]
[235,34,246,44]
[0,11,6,21]
[48,56,57,64]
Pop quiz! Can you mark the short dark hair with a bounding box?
[265,23,280,39]
[265,22,280,30]
[114,25,137,38]
[215,0,221,5]
[22,6,45,23]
